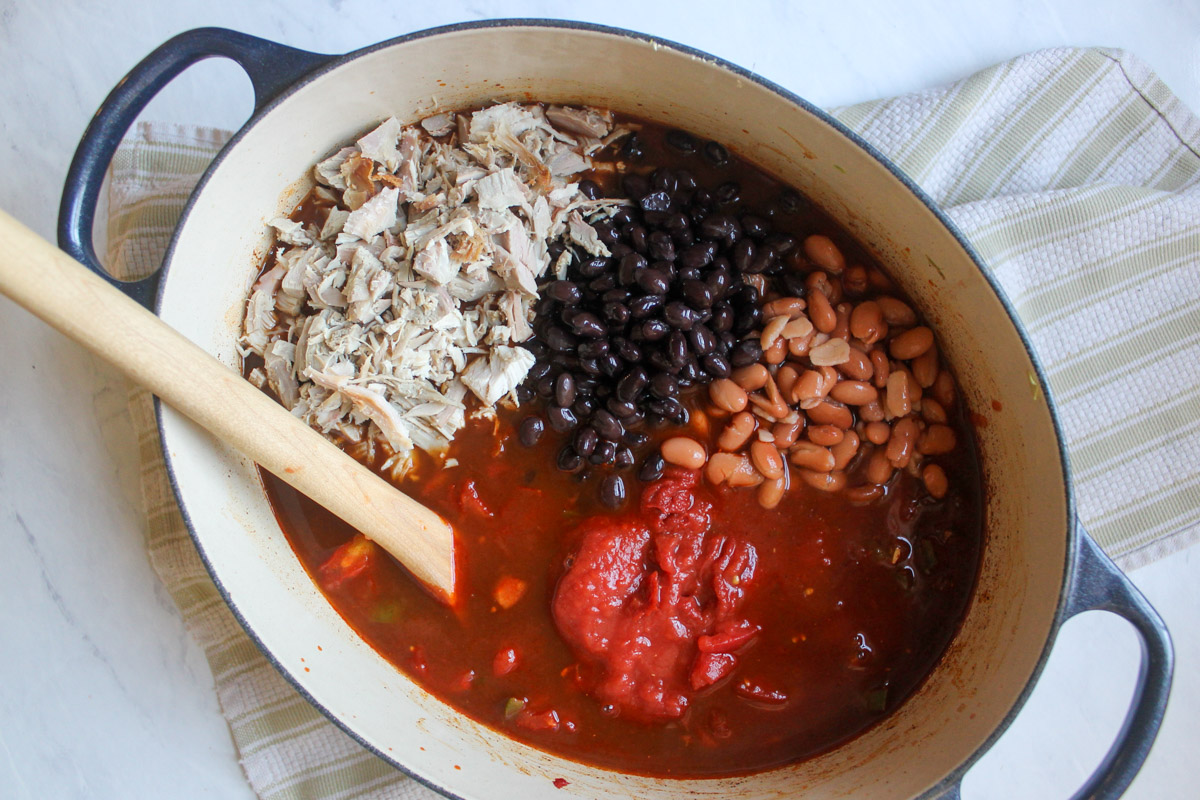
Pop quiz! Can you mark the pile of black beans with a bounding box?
[518,129,803,508]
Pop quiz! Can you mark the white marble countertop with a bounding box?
[1,1,1197,798]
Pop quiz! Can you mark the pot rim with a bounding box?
[151,18,1078,798]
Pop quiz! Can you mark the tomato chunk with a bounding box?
[318,534,377,590]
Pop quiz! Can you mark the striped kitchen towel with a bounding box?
[107,47,1199,799]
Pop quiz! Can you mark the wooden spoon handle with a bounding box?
[0,209,456,602]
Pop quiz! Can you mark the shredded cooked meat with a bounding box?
[240,102,630,477]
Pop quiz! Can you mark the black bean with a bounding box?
[515,385,535,405]
[519,416,544,447]
[678,267,702,283]
[577,339,609,359]
[570,312,607,338]
[535,375,555,399]
[609,241,633,259]
[592,409,624,440]
[664,301,697,331]
[663,211,690,232]
[602,287,632,302]
[650,372,679,399]
[578,179,602,200]
[618,252,648,285]
[579,358,601,376]
[590,440,618,465]
[666,129,697,154]
[639,453,666,482]
[599,354,622,377]
[649,397,689,425]
[640,190,672,213]
[603,301,631,326]
[703,353,732,378]
[636,267,670,296]
[527,361,552,382]
[588,273,617,293]
[607,397,637,418]
[648,349,680,374]
[731,238,756,273]
[733,305,762,335]
[544,325,576,352]
[611,206,634,226]
[557,446,583,472]
[572,396,595,416]
[630,294,665,319]
[648,231,676,262]
[548,240,566,262]
[700,213,739,244]
[703,140,730,166]
[779,188,804,212]
[690,324,716,355]
[667,330,689,366]
[741,214,769,240]
[706,267,733,299]
[614,337,642,363]
[710,302,734,333]
[614,446,636,470]
[627,224,649,254]
[744,246,773,274]
[691,187,714,211]
[681,241,716,270]
[766,233,798,256]
[554,373,576,407]
[716,181,741,205]
[641,318,670,341]
[547,405,578,432]
[617,367,649,402]
[624,430,650,448]
[577,256,612,278]
[682,279,714,310]
[781,271,808,297]
[599,475,627,508]
[729,338,764,367]
[620,133,645,160]
[573,426,598,457]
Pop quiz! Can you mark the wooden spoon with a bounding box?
[0,209,456,603]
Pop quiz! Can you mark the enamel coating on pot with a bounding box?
[153,23,1069,799]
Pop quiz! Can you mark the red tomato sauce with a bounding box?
[263,396,982,777]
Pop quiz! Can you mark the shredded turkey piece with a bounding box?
[240,102,630,476]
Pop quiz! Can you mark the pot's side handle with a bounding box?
[1060,522,1174,800]
[57,27,333,309]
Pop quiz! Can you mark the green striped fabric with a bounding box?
[106,48,1200,798]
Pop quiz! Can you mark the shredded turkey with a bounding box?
[241,102,628,476]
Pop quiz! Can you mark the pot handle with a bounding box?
[926,523,1171,800]
[57,27,332,309]
[1055,522,1174,799]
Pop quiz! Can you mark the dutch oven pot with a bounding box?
[59,21,1172,800]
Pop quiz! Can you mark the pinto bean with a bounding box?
[764,336,787,365]
[850,301,885,345]
[933,370,957,408]
[807,400,853,429]
[750,441,785,480]
[877,296,917,327]
[912,346,939,388]
[772,418,805,448]
[845,483,884,503]
[761,296,806,319]
[866,448,894,484]
[864,420,891,445]
[804,234,846,273]
[837,345,874,382]
[885,370,912,418]
[758,474,788,509]
[706,452,744,485]
[808,289,837,333]
[832,303,852,342]
[787,329,815,358]
[870,348,890,389]
[808,424,845,447]
[732,363,770,392]
[792,369,827,405]
[782,315,815,340]
[830,380,878,406]
[889,326,935,360]
[799,469,846,492]
[662,436,706,469]
[921,398,948,424]
[859,400,885,423]
[718,411,757,451]
[922,463,949,498]
[709,379,749,413]
[919,423,958,455]
[885,418,919,467]
[831,430,861,471]
[843,265,869,295]
[726,455,765,488]
[789,441,835,472]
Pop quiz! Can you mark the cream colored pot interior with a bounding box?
[158,25,1069,799]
